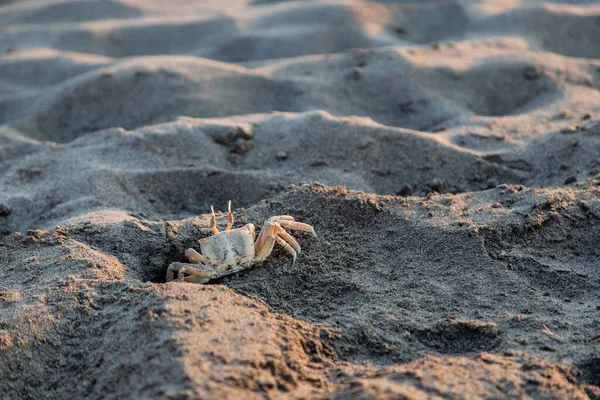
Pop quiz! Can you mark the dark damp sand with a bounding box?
[1,0,599,398]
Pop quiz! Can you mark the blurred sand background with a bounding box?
[1,0,600,398]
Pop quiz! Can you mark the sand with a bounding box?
[1,0,599,398]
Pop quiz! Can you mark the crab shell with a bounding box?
[199,223,256,273]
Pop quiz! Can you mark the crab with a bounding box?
[166,201,316,283]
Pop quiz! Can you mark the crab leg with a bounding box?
[185,248,205,264]
[266,216,316,237]
[210,206,219,235]
[226,200,234,231]
[278,220,317,237]
[274,236,297,264]
[274,224,301,254]
[255,221,276,261]
[166,262,181,281]
[255,236,275,262]
[255,233,298,264]
[255,222,299,264]
[267,216,294,223]
[167,262,215,283]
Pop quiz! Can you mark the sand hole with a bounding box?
[577,356,600,388]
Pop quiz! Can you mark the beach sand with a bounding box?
[1,0,599,398]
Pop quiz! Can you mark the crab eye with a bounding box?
[244,223,255,233]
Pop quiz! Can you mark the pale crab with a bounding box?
[166,201,316,283]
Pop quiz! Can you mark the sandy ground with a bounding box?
[1,0,600,398]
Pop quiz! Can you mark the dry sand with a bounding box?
[1,0,600,398]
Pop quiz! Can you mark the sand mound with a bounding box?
[2,0,600,398]
[2,46,599,141]
[332,352,594,399]
[2,111,599,236]
[1,183,599,398]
